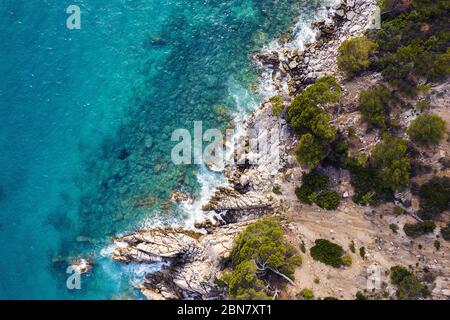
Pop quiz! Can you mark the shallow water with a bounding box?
[0,0,324,299]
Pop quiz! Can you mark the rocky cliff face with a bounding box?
[112,221,253,299]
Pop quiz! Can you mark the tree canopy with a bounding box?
[337,36,378,78]
[407,114,446,146]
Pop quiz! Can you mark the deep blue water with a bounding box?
[0,0,323,299]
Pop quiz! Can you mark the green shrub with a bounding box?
[355,291,367,300]
[316,191,341,210]
[390,266,430,299]
[359,246,366,259]
[434,240,441,251]
[310,239,345,268]
[230,219,302,280]
[228,260,271,300]
[288,76,340,139]
[323,296,339,300]
[390,266,412,285]
[295,171,329,204]
[359,86,394,130]
[393,206,404,215]
[397,275,429,299]
[403,221,436,238]
[341,254,353,267]
[407,114,446,146]
[270,96,284,117]
[389,223,399,233]
[349,164,389,206]
[372,137,411,191]
[337,36,378,78]
[295,134,326,169]
[272,185,282,195]
[441,223,450,241]
[300,241,306,254]
[299,288,314,300]
[349,241,356,254]
[418,177,450,219]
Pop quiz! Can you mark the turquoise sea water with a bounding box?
[0,0,323,299]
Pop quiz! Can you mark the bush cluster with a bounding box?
[441,223,450,241]
[226,219,302,300]
[390,265,429,300]
[403,221,436,238]
[270,95,284,117]
[359,86,394,130]
[288,76,341,168]
[295,171,341,210]
[407,114,446,146]
[370,0,450,94]
[310,239,346,268]
[337,36,378,78]
[418,177,450,219]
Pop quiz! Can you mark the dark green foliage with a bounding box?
[323,296,339,300]
[288,76,341,137]
[270,95,284,117]
[295,171,341,210]
[310,239,345,268]
[228,260,271,300]
[227,220,302,299]
[370,0,450,93]
[349,241,356,254]
[403,221,436,238]
[295,134,326,169]
[441,223,450,241]
[398,275,429,299]
[337,36,378,78]
[315,191,341,210]
[407,114,446,146]
[359,86,394,130]
[272,185,282,195]
[390,266,430,300]
[418,177,450,219]
[434,240,441,251]
[390,266,412,285]
[300,241,306,254]
[288,77,342,168]
[230,219,301,277]
[355,291,367,300]
[359,246,366,259]
[394,206,404,215]
[349,163,390,205]
[389,223,399,233]
[295,171,329,204]
[325,133,349,168]
[371,137,411,191]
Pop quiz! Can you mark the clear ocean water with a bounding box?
[0,0,324,299]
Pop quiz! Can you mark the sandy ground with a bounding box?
[270,176,450,300]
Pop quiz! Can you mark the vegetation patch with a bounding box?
[295,171,341,210]
[418,177,450,219]
[310,239,346,268]
[407,114,446,146]
[403,221,436,238]
[390,265,429,300]
[225,219,302,300]
[337,36,378,78]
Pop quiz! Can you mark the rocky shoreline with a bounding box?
[110,0,380,300]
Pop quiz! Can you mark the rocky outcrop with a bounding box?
[112,221,253,299]
[254,0,379,95]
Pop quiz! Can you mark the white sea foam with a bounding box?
[180,0,340,229]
